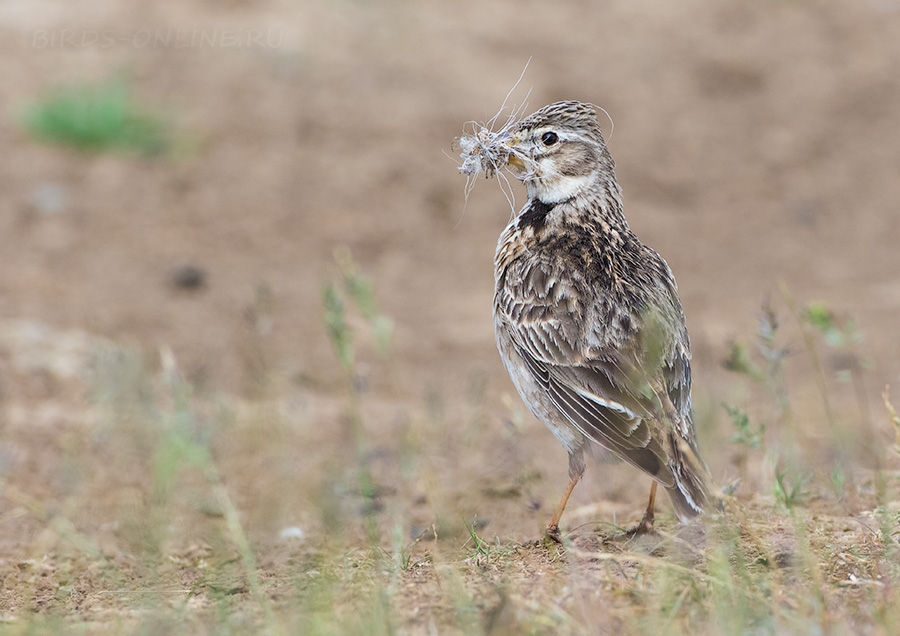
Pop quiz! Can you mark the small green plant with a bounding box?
[788,294,876,469]
[773,469,810,511]
[322,248,394,545]
[724,404,765,450]
[385,525,431,572]
[723,302,791,413]
[24,75,168,155]
[462,516,492,561]
[461,516,516,566]
[885,388,900,454]
[156,353,278,630]
[336,247,393,356]
[322,283,354,371]
[323,247,394,372]
[722,341,764,384]
[829,464,847,500]
[803,302,863,349]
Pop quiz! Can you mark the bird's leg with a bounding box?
[546,450,585,541]
[630,481,658,536]
[546,476,579,538]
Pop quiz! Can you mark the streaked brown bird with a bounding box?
[488,101,712,537]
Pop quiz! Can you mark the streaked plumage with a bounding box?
[489,101,711,535]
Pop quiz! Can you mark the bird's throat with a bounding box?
[527,173,595,204]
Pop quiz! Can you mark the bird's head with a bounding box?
[505,101,616,204]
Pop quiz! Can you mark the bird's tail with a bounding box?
[665,433,714,521]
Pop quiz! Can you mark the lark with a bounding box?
[462,101,712,537]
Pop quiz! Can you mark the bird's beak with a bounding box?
[505,135,526,168]
[507,154,526,168]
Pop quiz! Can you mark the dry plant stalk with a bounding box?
[883,386,900,454]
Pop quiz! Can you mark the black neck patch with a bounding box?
[517,199,554,232]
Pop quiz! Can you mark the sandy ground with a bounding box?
[1,0,900,631]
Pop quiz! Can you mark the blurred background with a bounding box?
[3,0,899,395]
[1,0,900,626]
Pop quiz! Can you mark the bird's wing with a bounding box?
[496,256,691,481]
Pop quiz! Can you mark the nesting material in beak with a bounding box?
[456,127,512,178]
[455,126,534,180]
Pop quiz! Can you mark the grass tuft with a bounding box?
[23,75,169,155]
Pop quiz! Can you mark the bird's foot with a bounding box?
[544,524,563,544]
[612,511,656,540]
[626,516,656,537]
[522,526,564,548]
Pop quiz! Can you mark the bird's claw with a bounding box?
[613,513,656,540]
[544,524,562,544]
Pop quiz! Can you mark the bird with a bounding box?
[489,100,712,538]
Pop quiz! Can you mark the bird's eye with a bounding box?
[541,131,559,146]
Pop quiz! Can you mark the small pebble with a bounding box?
[170,264,207,290]
[279,526,306,541]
